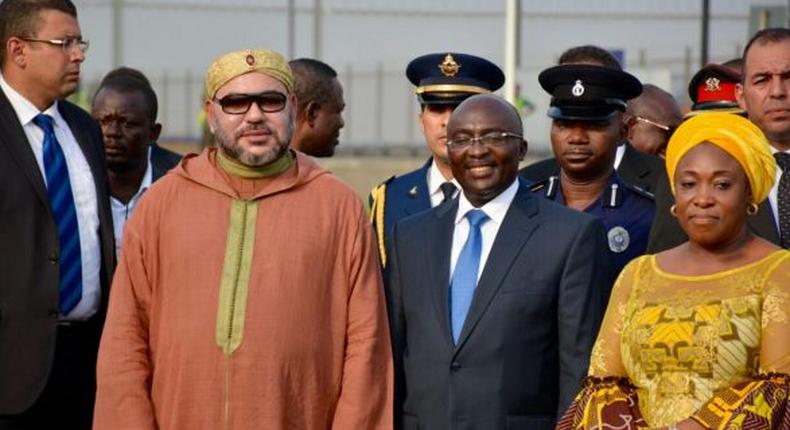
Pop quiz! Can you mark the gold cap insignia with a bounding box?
[704,77,721,92]
[438,54,461,77]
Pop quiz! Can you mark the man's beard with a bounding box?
[212,114,294,167]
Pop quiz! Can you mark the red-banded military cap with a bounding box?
[686,63,745,117]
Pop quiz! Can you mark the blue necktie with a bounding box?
[450,209,488,344]
[33,114,83,315]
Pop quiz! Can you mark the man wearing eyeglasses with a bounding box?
[369,52,504,269]
[529,65,655,277]
[0,1,114,429]
[93,49,393,429]
[625,84,683,158]
[386,94,611,429]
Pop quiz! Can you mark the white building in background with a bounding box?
[75,0,787,151]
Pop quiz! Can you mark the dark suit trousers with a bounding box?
[0,323,98,430]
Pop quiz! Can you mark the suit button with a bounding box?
[450,361,461,371]
[48,309,59,319]
[49,252,59,264]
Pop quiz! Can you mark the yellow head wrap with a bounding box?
[204,49,294,100]
[665,112,777,204]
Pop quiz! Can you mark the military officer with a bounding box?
[530,64,655,276]
[369,52,504,267]
[685,62,746,118]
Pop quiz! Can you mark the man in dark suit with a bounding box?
[520,45,664,193]
[0,1,114,428]
[91,67,181,255]
[648,27,790,252]
[369,52,504,268]
[386,94,612,430]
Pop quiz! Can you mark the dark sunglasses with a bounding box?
[214,91,287,115]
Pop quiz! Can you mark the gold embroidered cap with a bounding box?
[205,49,294,100]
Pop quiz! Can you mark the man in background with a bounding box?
[625,84,682,157]
[521,45,665,193]
[91,67,181,255]
[289,58,345,157]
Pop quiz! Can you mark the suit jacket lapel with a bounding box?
[0,90,48,205]
[617,142,647,181]
[454,185,540,353]
[749,200,781,245]
[429,200,458,349]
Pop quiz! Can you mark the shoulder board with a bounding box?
[529,180,548,192]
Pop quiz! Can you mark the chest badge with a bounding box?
[607,226,630,253]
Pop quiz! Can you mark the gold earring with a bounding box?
[747,202,759,215]
[670,204,677,217]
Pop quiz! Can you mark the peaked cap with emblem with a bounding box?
[685,63,745,117]
[406,52,505,105]
[539,64,642,120]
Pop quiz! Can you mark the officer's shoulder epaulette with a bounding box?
[623,182,655,200]
[529,179,549,192]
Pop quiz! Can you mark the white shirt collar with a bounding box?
[455,178,520,226]
[0,72,62,127]
[428,158,459,196]
[613,143,626,169]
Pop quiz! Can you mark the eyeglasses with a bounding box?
[213,91,288,115]
[20,37,89,54]
[629,115,676,136]
[447,132,523,149]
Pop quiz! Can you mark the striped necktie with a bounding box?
[33,114,83,315]
[449,209,488,343]
[776,152,790,249]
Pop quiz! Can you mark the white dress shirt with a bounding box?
[769,146,790,230]
[0,73,101,321]
[449,179,520,283]
[427,160,460,207]
[111,147,153,256]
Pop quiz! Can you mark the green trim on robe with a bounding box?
[216,199,258,355]
[216,149,293,178]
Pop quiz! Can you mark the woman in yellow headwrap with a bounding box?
[557,113,790,430]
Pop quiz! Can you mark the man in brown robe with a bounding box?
[93,49,393,430]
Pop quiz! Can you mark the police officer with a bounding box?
[369,52,504,267]
[530,64,655,276]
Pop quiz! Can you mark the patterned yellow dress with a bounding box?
[558,250,790,430]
